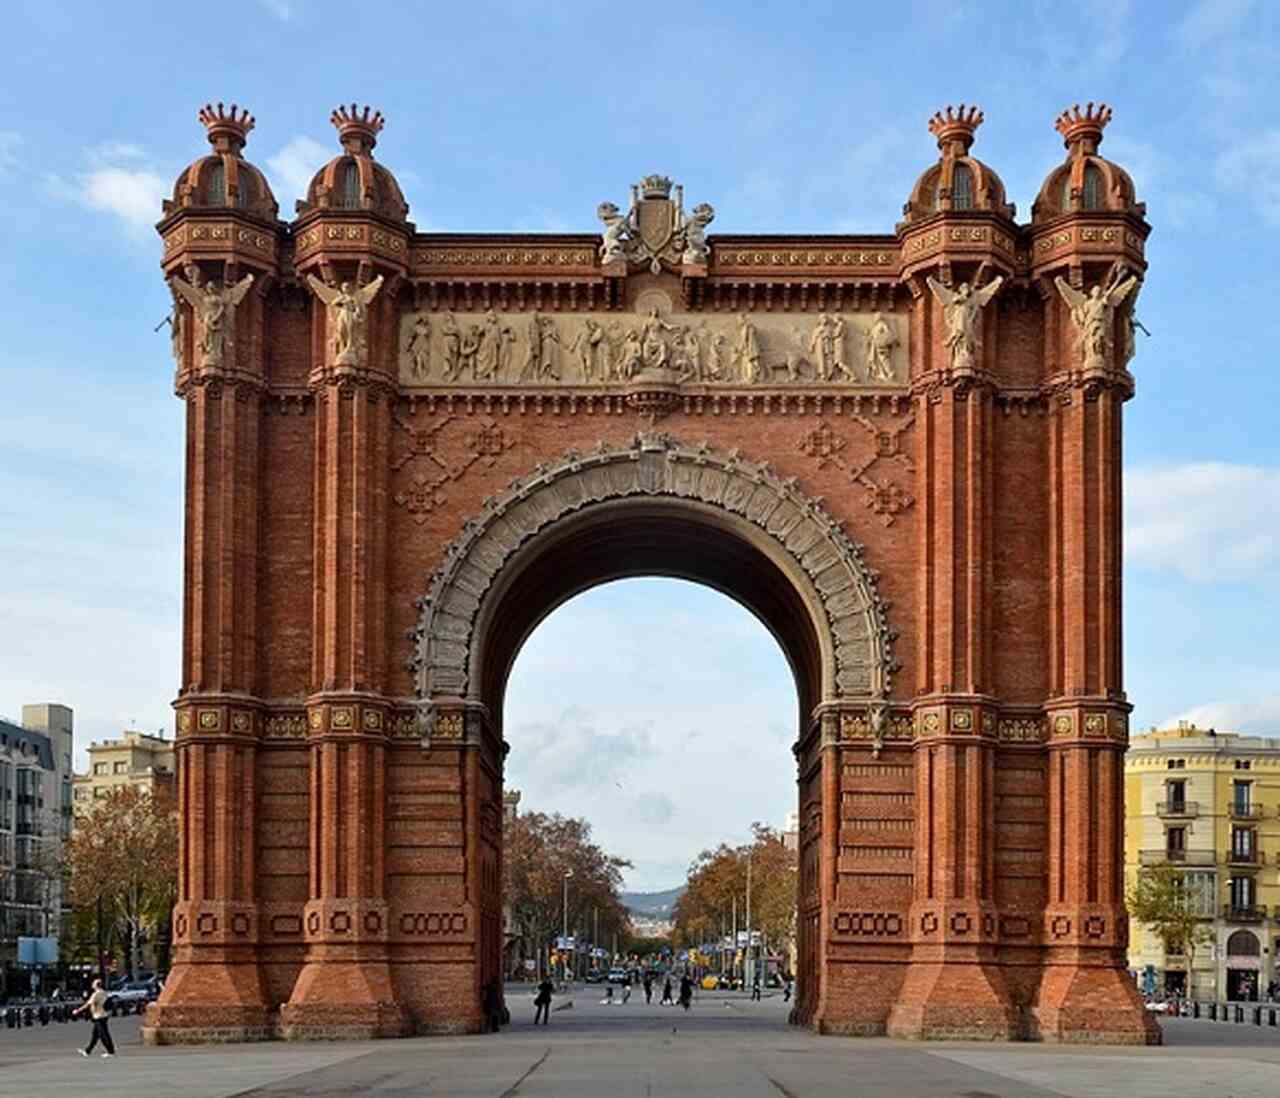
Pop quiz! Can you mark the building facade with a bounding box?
[145,99,1155,1044]
[1126,724,1280,1001]
[0,705,74,974]
[73,731,176,809]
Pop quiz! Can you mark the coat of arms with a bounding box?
[598,175,715,273]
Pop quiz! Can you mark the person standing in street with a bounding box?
[783,974,793,1003]
[661,975,674,1005]
[751,973,762,1001]
[533,976,554,1025]
[621,973,632,1004]
[73,978,115,1058]
[643,972,653,1004]
[679,973,694,1011]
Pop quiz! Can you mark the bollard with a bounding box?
[1193,1001,1201,1019]
[1236,1005,1244,1023]
[1253,1007,1262,1025]
[1209,1002,1217,1020]
[1270,1009,1276,1027]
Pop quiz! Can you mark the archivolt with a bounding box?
[411,433,896,706]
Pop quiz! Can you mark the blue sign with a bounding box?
[17,937,59,965]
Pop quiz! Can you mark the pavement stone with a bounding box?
[3,989,1279,1096]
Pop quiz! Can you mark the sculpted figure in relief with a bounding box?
[618,327,643,379]
[1054,271,1139,373]
[865,312,897,383]
[473,309,515,381]
[640,307,676,372]
[440,313,462,380]
[520,312,562,381]
[681,203,715,265]
[170,265,255,371]
[405,314,431,379]
[707,332,728,381]
[568,318,605,381]
[733,313,762,383]
[926,276,1003,373]
[169,294,186,371]
[306,274,384,367]
[808,313,854,382]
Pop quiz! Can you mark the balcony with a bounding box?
[1229,803,1263,820]
[1139,848,1216,866]
[1157,800,1199,818]
[1224,904,1266,923]
[1229,848,1262,867]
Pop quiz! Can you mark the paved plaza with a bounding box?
[6,989,1280,1096]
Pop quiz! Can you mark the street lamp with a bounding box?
[562,869,573,983]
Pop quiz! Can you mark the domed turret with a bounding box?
[1033,103,1144,220]
[299,104,408,222]
[902,105,1015,223]
[166,103,279,221]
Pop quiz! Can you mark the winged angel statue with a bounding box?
[306,274,385,367]
[1053,270,1139,373]
[926,276,1003,373]
[170,267,255,371]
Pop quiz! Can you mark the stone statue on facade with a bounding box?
[865,312,898,383]
[733,313,762,383]
[926,276,1003,373]
[306,274,384,367]
[681,203,715,265]
[1054,271,1139,373]
[473,309,514,381]
[639,307,676,372]
[809,313,853,382]
[520,312,561,381]
[168,294,186,371]
[405,314,431,379]
[567,318,605,381]
[170,266,255,371]
[597,201,630,264]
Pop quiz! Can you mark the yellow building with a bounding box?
[73,730,175,811]
[1125,722,1280,1001]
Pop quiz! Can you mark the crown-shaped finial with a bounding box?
[640,174,673,199]
[928,104,984,154]
[330,103,385,154]
[198,102,255,154]
[1055,102,1112,154]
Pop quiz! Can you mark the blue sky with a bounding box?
[1,1,1279,888]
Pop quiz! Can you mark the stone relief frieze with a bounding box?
[398,308,907,388]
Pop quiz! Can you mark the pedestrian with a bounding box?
[643,973,653,1004]
[661,976,674,1005]
[73,978,115,1059]
[622,973,632,1004]
[602,985,614,1005]
[783,974,793,1003]
[483,980,503,1032]
[679,974,694,1012]
[751,974,762,1001]
[533,976,554,1025]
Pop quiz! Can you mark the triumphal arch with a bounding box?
[144,100,1157,1044]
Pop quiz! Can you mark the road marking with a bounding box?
[500,1045,551,1097]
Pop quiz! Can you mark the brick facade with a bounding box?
[143,100,1159,1044]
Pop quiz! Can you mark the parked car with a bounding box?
[111,979,161,1006]
[606,967,628,985]
[584,971,605,984]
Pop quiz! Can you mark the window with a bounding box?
[113,761,127,774]
[1166,827,1186,858]
[1227,929,1261,957]
[1235,759,1252,770]
[1166,759,1185,770]
[951,164,974,211]
[74,787,86,801]
[1081,164,1104,210]
[1167,779,1186,810]
[93,762,107,776]
[1232,827,1256,861]
[207,160,225,205]
[93,787,107,799]
[1229,875,1256,909]
[341,162,360,208]
[1233,780,1252,813]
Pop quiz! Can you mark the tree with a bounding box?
[503,811,631,977]
[66,785,178,978]
[672,824,797,956]
[1127,864,1211,977]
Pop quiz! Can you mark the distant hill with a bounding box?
[621,886,685,917]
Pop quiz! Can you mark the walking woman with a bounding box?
[533,976,554,1025]
[678,973,694,1012]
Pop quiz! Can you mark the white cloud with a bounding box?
[46,142,168,235]
[0,131,19,174]
[266,135,328,208]
[1126,462,1280,582]
[1105,135,1215,229]
[1162,694,1280,735]
[1177,0,1254,49]
[1216,130,1280,226]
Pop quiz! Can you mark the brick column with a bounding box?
[1033,379,1157,1043]
[280,366,410,1037]
[145,372,273,1043]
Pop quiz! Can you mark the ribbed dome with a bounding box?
[299,104,408,222]
[166,103,278,221]
[1033,103,1143,221]
[902,105,1015,223]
